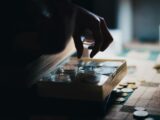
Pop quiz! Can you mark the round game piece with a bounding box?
[133,111,149,118]
[145,117,154,120]
[121,88,133,93]
[121,93,128,97]
[114,89,122,93]
[119,83,128,87]
[128,84,137,89]
[115,97,126,103]
[134,107,146,111]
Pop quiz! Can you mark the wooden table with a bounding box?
[30,45,160,120]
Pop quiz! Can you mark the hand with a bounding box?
[73,6,113,58]
[15,1,113,65]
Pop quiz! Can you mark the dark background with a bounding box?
[72,0,160,43]
[72,0,118,29]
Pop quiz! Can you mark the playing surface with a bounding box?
[30,48,160,120]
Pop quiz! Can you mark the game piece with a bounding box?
[121,88,134,93]
[133,111,149,118]
[121,93,128,97]
[115,97,126,103]
[128,84,137,89]
[144,117,154,120]
[114,89,122,93]
[134,107,146,111]
[119,83,128,87]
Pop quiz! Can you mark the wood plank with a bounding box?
[104,111,128,120]
[125,113,135,120]
[140,87,157,100]
[135,99,149,107]
[124,87,146,106]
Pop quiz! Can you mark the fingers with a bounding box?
[73,31,84,58]
[90,22,103,58]
[73,6,113,58]
[99,18,113,51]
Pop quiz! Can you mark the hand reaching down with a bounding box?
[73,6,113,58]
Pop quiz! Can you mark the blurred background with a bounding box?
[72,0,160,60]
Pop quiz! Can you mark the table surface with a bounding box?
[30,48,160,120]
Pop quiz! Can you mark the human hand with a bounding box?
[15,1,113,64]
[73,5,113,58]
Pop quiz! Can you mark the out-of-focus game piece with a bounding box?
[133,110,149,118]
[134,107,146,111]
[121,93,128,97]
[145,117,155,120]
[119,83,128,87]
[121,88,134,93]
[115,97,126,103]
[127,84,138,89]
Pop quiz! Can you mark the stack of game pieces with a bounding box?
[114,81,138,104]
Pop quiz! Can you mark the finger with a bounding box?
[99,18,113,51]
[90,22,103,58]
[73,32,84,58]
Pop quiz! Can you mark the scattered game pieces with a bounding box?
[121,88,134,93]
[134,107,146,111]
[133,110,149,118]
